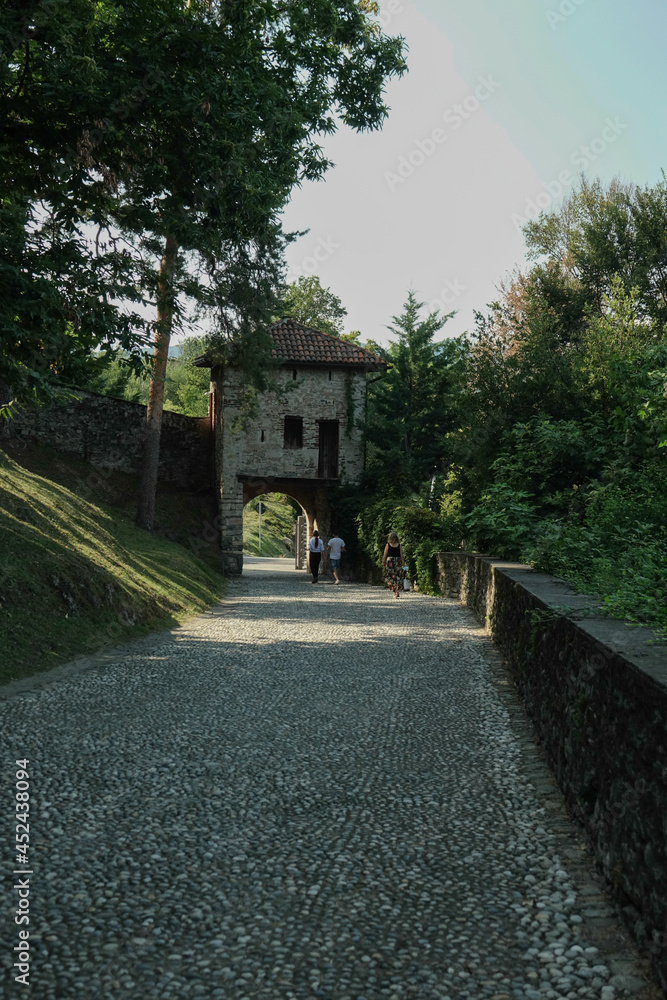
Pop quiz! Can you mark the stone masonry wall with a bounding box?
[436,551,667,990]
[2,390,214,493]
[216,364,367,574]
[220,365,366,482]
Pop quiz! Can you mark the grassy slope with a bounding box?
[0,444,225,685]
[243,493,298,558]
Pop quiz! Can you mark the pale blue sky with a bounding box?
[421,0,662,182]
[281,0,667,344]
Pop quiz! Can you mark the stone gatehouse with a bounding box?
[199,319,386,575]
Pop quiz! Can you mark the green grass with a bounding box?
[243,493,299,558]
[0,444,225,685]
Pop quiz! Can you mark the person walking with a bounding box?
[327,533,346,584]
[308,530,325,584]
[382,531,405,599]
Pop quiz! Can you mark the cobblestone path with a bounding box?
[1,563,658,1000]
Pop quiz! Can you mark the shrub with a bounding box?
[357,498,463,594]
[527,464,667,639]
[463,483,539,560]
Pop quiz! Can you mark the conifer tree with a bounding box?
[367,291,459,489]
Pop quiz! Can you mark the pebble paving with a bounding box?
[1,564,659,999]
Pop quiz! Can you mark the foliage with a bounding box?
[356,497,462,594]
[63,353,149,406]
[1,0,408,411]
[438,176,667,639]
[60,337,212,416]
[279,276,348,338]
[524,175,667,328]
[526,466,667,639]
[326,483,381,582]
[332,181,667,636]
[485,416,609,510]
[0,0,152,414]
[334,178,665,637]
[366,290,462,489]
[463,484,539,558]
[167,339,212,417]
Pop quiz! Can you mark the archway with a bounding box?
[242,491,305,559]
[227,474,332,575]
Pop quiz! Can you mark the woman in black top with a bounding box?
[382,531,404,598]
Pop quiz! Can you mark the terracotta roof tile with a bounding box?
[270,319,386,370]
[191,319,387,371]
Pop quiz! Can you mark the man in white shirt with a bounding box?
[307,530,325,583]
[327,533,346,584]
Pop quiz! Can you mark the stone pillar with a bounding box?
[313,487,331,542]
[220,475,244,575]
[313,487,332,577]
[306,510,316,538]
[217,366,244,576]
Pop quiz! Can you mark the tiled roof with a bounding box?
[270,319,386,370]
[191,319,387,371]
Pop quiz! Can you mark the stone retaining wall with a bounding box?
[436,551,667,990]
[3,390,214,493]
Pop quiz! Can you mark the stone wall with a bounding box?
[219,365,366,482]
[436,551,667,990]
[3,390,214,493]
[214,364,368,574]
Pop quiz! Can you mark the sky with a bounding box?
[280,0,667,345]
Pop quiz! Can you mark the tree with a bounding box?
[279,276,348,338]
[444,176,667,557]
[61,336,211,416]
[127,0,406,529]
[1,0,153,413]
[1,0,407,528]
[366,291,460,489]
[524,175,667,330]
[450,267,584,501]
[166,338,212,418]
[57,352,149,405]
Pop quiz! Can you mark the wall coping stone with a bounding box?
[484,558,666,688]
[440,553,665,683]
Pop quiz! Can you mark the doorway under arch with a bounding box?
[242,491,305,559]
[232,474,333,575]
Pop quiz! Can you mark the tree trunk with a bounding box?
[0,381,15,426]
[136,234,178,531]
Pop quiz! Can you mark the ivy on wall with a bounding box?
[345,376,355,438]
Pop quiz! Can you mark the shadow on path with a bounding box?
[0,563,658,999]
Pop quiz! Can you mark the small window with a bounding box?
[292,369,297,380]
[260,430,265,442]
[328,370,332,381]
[283,416,303,449]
